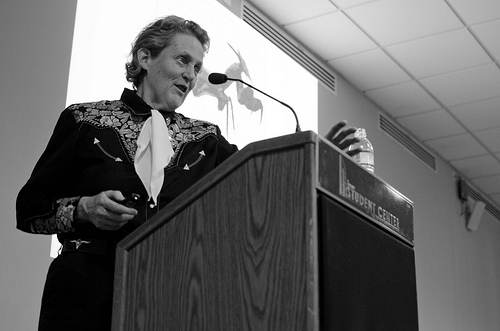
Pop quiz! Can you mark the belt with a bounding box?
[62,239,117,256]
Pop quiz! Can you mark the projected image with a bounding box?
[67,0,317,148]
[192,43,264,135]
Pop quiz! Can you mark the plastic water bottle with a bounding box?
[349,128,374,173]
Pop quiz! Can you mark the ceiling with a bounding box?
[247,0,500,209]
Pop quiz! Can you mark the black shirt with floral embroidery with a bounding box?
[16,88,238,242]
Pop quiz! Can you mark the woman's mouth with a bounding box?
[176,84,188,93]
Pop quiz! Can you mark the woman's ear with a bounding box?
[136,48,152,70]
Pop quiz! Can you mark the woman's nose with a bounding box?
[183,66,196,81]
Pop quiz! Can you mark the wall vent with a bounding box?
[379,114,437,171]
[242,3,337,93]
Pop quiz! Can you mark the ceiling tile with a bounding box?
[425,133,489,160]
[475,127,500,153]
[386,28,492,79]
[330,0,375,9]
[490,193,500,206]
[471,174,500,194]
[284,11,378,60]
[396,109,466,141]
[449,97,500,132]
[472,20,500,63]
[247,0,337,25]
[328,49,411,91]
[450,155,500,178]
[420,63,500,107]
[364,81,441,117]
[447,0,500,25]
[345,0,464,45]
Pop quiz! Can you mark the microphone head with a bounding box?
[208,73,228,85]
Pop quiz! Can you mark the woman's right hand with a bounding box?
[74,190,138,231]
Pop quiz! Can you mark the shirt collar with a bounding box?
[120,88,176,120]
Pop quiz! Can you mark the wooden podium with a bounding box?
[112,131,418,330]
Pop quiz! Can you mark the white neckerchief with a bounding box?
[134,109,173,206]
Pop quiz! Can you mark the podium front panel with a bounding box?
[318,194,418,330]
[113,140,319,330]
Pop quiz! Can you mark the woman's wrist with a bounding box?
[73,197,89,224]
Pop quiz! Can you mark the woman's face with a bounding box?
[137,33,204,112]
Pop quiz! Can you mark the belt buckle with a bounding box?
[70,239,91,249]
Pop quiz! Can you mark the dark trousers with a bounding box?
[38,252,115,331]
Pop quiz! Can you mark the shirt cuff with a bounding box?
[55,196,81,232]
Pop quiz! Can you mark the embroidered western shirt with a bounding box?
[16,88,238,242]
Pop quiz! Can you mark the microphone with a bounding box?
[208,72,228,84]
[208,73,301,132]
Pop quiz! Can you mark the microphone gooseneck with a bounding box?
[207,72,301,133]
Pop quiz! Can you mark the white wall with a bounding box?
[1,0,499,330]
[0,0,77,329]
